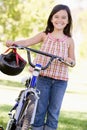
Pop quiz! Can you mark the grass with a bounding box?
[0,105,87,130]
[0,79,24,88]
[58,111,87,130]
[0,105,12,129]
[0,64,87,130]
[0,78,87,94]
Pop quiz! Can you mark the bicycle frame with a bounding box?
[6,64,41,127]
[14,64,41,124]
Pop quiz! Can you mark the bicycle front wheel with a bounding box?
[6,118,16,130]
[16,93,36,130]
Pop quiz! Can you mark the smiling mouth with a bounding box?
[56,23,63,27]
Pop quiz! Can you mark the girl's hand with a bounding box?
[64,57,72,63]
[64,57,75,67]
[6,40,14,47]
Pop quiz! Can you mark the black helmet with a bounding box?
[0,48,27,76]
[0,126,4,130]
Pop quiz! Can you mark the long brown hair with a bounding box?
[44,4,73,37]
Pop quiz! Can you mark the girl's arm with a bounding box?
[65,38,76,67]
[6,32,45,47]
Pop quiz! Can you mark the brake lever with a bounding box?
[57,57,74,67]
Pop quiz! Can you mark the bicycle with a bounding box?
[5,45,73,130]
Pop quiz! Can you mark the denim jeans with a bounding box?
[32,76,67,129]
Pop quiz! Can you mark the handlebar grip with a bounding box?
[58,57,74,67]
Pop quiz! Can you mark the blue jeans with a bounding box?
[33,76,67,129]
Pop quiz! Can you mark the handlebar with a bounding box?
[9,44,74,69]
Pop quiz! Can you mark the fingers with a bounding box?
[6,40,14,47]
[64,57,72,63]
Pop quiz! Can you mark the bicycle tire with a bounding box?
[6,118,16,130]
[16,93,36,130]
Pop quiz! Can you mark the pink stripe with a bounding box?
[48,33,67,42]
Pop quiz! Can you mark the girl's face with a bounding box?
[51,10,68,31]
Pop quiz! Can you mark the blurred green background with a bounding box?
[0,0,87,59]
[0,0,87,130]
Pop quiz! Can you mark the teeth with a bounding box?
[58,23,62,26]
[58,23,61,25]
[56,23,62,26]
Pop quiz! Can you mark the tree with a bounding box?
[0,0,54,43]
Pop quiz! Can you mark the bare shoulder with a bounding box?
[67,37,75,47]
[35,32,48,43]
[40,32,47,40]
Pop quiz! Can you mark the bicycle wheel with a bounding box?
[16,93,36,130]
[6,118,16,130]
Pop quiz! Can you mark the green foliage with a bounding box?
[0,0,54,43]
[0,0,21,41]
[0,0,87,58]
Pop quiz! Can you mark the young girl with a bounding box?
[6,4,75,130]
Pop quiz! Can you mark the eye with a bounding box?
[54,15,59,18]
[62,16,68,19]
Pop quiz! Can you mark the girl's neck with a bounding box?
[51,30,65,39]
